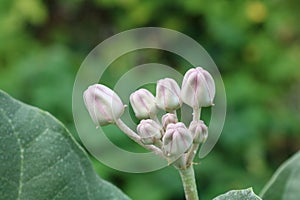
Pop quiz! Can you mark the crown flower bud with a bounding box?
[83,84,124,126]
[181,67,215,108]
[137,119,163,144]
[156,78,182,111]
[189,120,208,143]
[130,89,157,119]
[163,122,193,157]
[161,113,178,130]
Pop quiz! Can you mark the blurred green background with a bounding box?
[1,0,299,199]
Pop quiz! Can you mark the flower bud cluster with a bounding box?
[129,67,215,161]
[83,67,215,166]
[129,67,215,119]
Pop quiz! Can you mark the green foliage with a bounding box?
[260,151,300,200]
[0,0,299,199]
[213,188,261,200]
[0,90,129,200]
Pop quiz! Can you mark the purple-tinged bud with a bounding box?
[130,89,157,119]
[161,113,178,130]
[83,84,124,126]
[162,122,193,157]
[137,119,163,144]
[156,78,182,111]
[181,67,215,108]
[189,120,208,143]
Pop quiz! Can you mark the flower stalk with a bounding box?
[115,119,164,158]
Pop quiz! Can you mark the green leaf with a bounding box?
[260,151,300,200]
[213,188,262,200]
[0,90,130,200]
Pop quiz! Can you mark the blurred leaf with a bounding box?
[15,0,47,25]
[260,151,300,200]
[0,90,130,200]
[0,45,75,123]
[213,188,261,200]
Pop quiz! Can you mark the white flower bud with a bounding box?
[130,89,157,119]
[137,119,162,144]
[189,120,208,143]
[163,122,193,157]
[83,84,124,126]
[156,78,181,111]
[161,113,178,130]
[181,67,215,108]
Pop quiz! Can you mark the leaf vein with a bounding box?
[0,107,24,200]
[23,128,49,149]
[24,150,73,184]
[51,182,70,200]
[77,159,92,200]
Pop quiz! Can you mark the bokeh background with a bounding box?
[1,0,300,199]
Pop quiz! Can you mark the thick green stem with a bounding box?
[178,166,199,200]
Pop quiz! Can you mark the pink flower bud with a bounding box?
[181,67,215,108]
[163,122,193,157]
[189,120,208,143]
[130,89,157,119]
[161,113,178,130]
[156,78,181,111]
[83,84,124,126]
[137,119,162,144]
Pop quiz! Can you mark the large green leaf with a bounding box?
[0,90,130,200]
[260,151,300,200]
[213,188,262,200]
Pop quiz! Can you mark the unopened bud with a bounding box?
[181,67,215,108]
[137,119,162,144]
[83,84,124,126]
[130,89,157,119]
[163,122,193,157]
[189,120,208,143]
[156,78,181,111]
[161,113,178,130]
